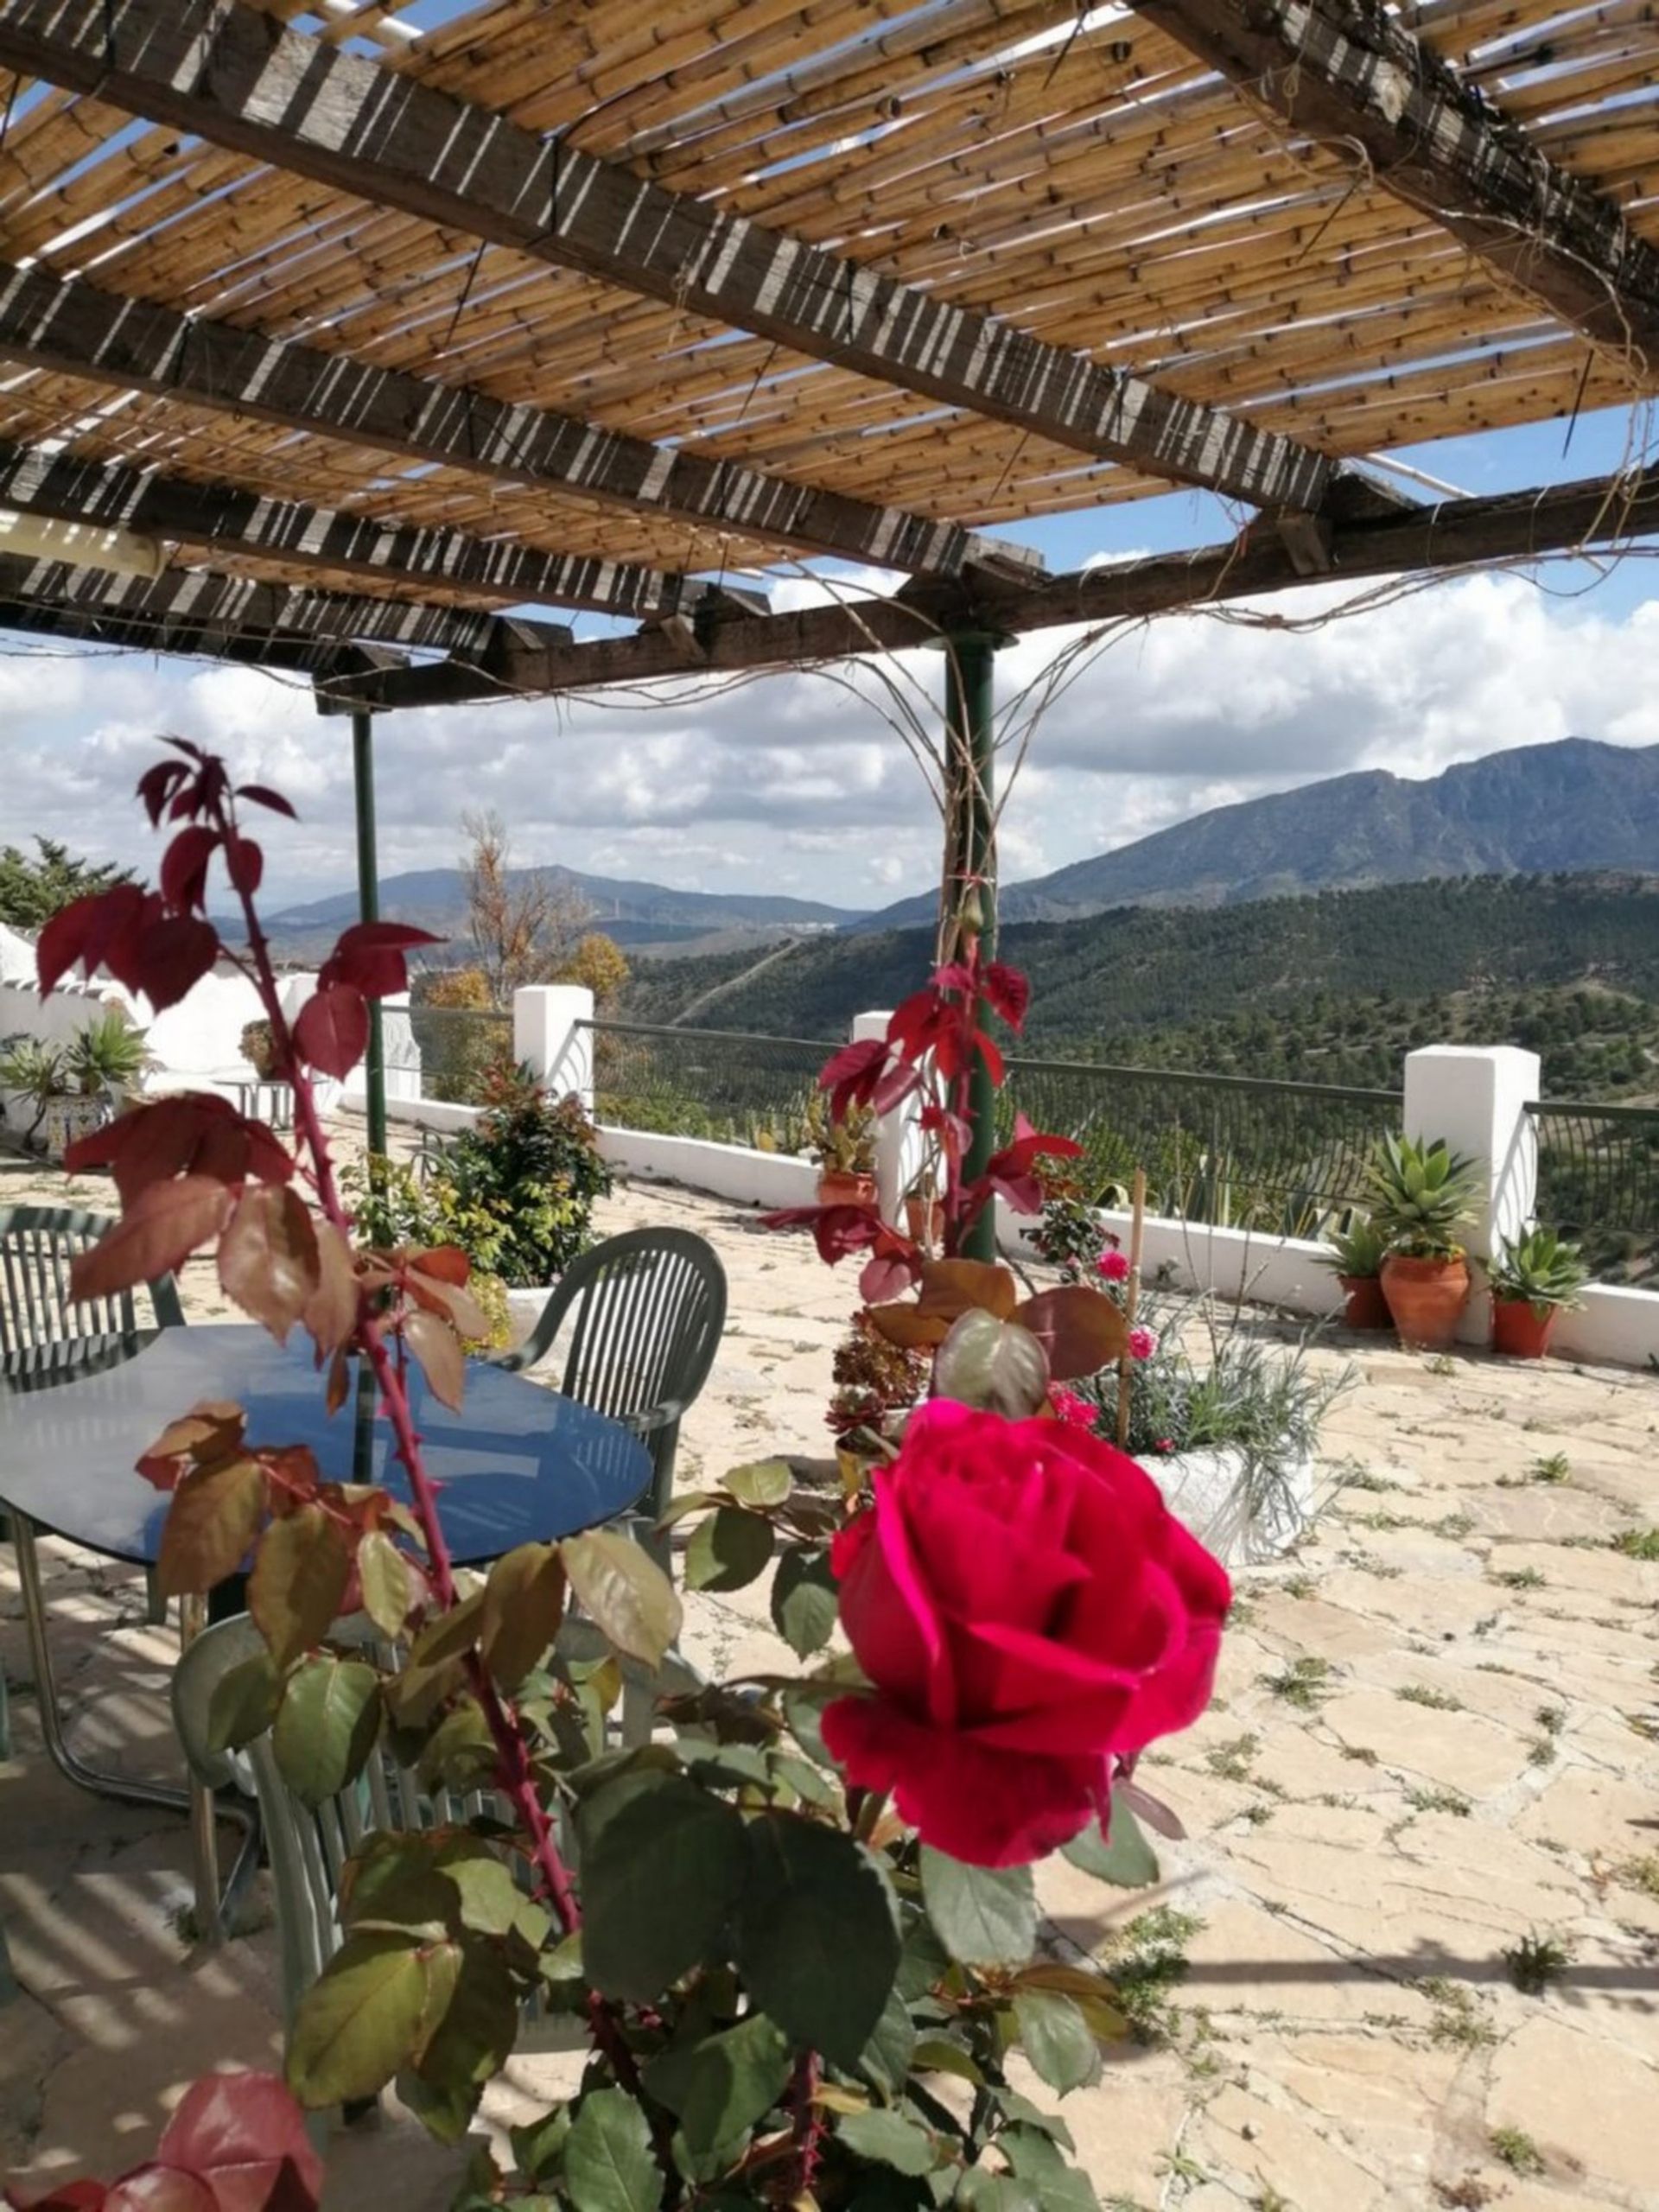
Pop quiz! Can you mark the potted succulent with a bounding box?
[239,1017,279,1078]
[0,1035,68,1150]
[1318,1213,1392,1331]
[903,1173,944,1247]
[1367,1133,1480,1351]
[805,1090,877,1207]
[1487,1226,1588,1358]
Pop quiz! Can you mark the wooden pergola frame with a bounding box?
[0,0,1656,1210]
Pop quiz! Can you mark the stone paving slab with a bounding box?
[3,1132,1657,2209]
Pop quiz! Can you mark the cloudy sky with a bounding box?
[4,409,1656,915]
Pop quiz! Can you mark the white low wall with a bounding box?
[1548,1285,1659,1370]
[1000,1204,1345,1319]
[599,1125,818,1210]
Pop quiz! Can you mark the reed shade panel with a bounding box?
[0,0,1652,664]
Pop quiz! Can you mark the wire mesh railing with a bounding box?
[407,1003,513,1105]
[1526,1099,1659,1283]
[1002,1057,1401,1239]
[585,1020,837,1148]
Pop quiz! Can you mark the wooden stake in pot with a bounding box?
[1115,1168,1147,1452]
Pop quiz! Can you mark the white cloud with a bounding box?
[3,564,1656,911]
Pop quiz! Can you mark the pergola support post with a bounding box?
[351,708,388,1160]
[942,631,1003,1263]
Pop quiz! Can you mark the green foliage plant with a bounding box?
[0,1033,68,1139]
[1366,1134,1479,1259]
[33,748,1233,2209]
[804,1090,876,1176]
[1318,1214,1389,1280]
[0,835,134,929]
[1486,1227,1588,1314]
[438,1059,613,1287]
[64,1008,150,1096]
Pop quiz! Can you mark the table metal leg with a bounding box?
[12,1515,257,1931]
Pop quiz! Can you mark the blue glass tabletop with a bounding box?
[0,1324,652,1568]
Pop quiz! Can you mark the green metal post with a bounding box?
[944,631,1001,1262]
[351,708,388,1161]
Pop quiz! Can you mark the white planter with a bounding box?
[39,1092,111,1163]
[1144,1445,1314,1567]
[505,1285,556,1356]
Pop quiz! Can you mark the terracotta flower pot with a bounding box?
[1380,1252,1471,1352]
[905,1195,945,1244]
[1491,1298,1558,1359]
[817,1168,876,1209]
[1338,1274,1391,1332]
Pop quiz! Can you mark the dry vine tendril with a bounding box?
[11,740,1230,2212]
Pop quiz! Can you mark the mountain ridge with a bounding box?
[851,737,1659,931]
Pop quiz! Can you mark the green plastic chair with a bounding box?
[171,1613,699,2059]
[0,1204,186,1759]
[494,1228,727,1524]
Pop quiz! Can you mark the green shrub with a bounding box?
[439,1063,612,1287]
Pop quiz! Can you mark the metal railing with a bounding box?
[1002,1057,1401,1239]
[585,1020,836,1148]
[1526,1098,1659,1283]
[407,1003,513,1105]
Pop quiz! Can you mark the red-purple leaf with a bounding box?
[155,2070,322,2212]
[156,1456,267,1597]
[320,922,440,1001]
[69,1176,234,1302]
[139,917,221,1012]
[160,826,219,915]
[302,1220,360,1357]
[859,1250,920,1305]
[1012,1284,1126,1380]
[137,759,191,827]
[236,785,299,821]
[103,2170,216,2212]
[404,1308,466,1413]
[292,985,368,1078]
[66,1096,293,1204]
[219,1185,321,1344]
[6,2180,108,2208]
[35,886,148,997]
[981,961,1031,1032]
[223,835,264,899]
[1116,1781,1187,1841]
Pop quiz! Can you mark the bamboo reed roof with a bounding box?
[0,0,1654,700]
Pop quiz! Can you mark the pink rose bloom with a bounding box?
[1096,1249,1130,1283]
[1049,1388,1096,1428]
[821,1399,1231,1867]
[1128,1325,1159,1361]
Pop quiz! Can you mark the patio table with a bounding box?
[0,1323,652,1923]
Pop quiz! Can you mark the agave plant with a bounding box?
[1366,1133,1479,1258]
[1487,1226,1588,1313]
[1318,1212,1390,1279]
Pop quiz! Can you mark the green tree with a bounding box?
[0,837,135,930]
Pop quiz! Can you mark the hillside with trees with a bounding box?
[616,873,1659,1099]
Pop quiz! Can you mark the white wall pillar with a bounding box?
[1402,1045,1540,1342]
[514,985,594,1112]
[853,1008,928,1227]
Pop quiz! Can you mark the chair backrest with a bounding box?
[505,1228,727,1516]
[0,1203,185,1355]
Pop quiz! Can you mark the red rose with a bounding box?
[821,1399,1230,1867]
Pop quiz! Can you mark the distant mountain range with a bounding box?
[852,738,1659,931]
[253,864,865,962]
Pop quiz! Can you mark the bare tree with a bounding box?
[460,810,590,1006]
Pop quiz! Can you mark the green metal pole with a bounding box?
[944,630,1001,1262]
[351,708,388,1161]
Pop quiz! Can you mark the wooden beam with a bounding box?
[0,594,402,684]
[319,469,1659,709]
[0,436,746,621]
[0,259,1025,582]
[0,550,573,657]
[0,0,1361,515]
[1137,0,1659,368]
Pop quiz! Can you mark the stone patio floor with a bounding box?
[3,1128,1656,2210]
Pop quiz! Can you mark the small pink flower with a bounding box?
[1154,1437,1175,1455]
[1128,1325,1159,1361]
[1096,1249,1129,1283]
[1049,1387,1096,1428]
